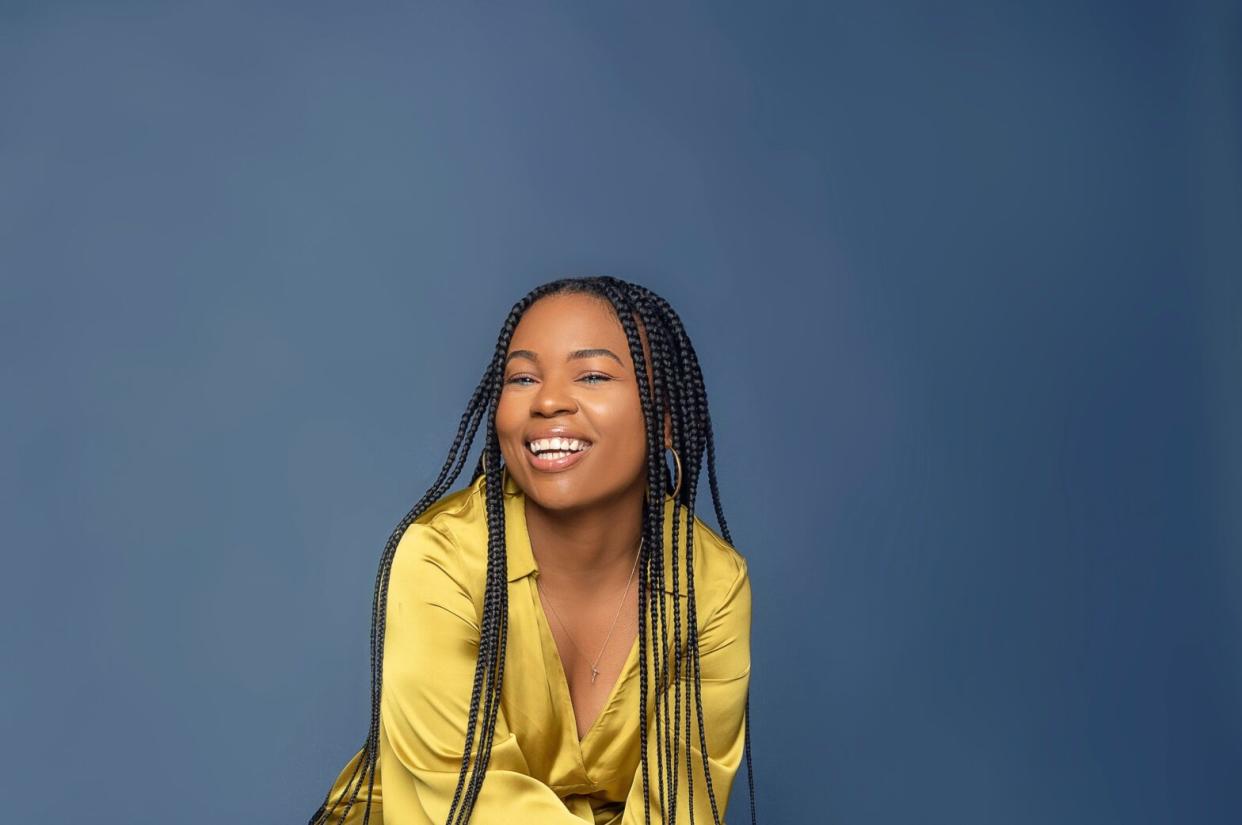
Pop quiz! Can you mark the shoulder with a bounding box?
[388,478,751,622]
[687,513,750,624]
[387,479,488,603]
[686,516,752,677]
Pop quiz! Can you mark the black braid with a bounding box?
[635,284,756,825]
[307,276,757,825]
[634,289,688,823]
[640,286,705,823]
[594,281,684,822]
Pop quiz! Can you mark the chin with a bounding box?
[524,478,597,509]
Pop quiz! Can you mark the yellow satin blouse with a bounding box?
[317,471,752,824]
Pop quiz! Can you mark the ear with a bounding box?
[663,409,673,450]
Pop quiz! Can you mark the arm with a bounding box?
[376,522,592,825]
[313,744,380,825]
[621,557,753,824]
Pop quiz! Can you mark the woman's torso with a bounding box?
[318,471,749,824]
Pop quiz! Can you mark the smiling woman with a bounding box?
[307,276,756,825]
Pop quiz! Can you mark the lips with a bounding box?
[525,428,593,443]
[524,440,593,473]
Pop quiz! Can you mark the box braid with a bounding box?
[629,283,757,825]
[590,282,680,824]
[307,276,757,825]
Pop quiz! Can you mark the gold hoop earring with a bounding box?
[666,445,682,499]
[481,451,507,489]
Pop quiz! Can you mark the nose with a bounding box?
[531,372,577,416]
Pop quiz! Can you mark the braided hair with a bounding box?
[308,276,756,825]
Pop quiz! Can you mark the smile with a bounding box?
[525,438,593,472]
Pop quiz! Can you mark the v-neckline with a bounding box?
[530,575,641,749]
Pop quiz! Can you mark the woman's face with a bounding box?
[496,292,668,512]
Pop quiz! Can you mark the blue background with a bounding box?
[2,1,1239,822]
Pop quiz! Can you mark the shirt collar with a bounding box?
[492,471,690,596]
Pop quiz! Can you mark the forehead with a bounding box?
[509,293,638,360]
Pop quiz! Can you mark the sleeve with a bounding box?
[375,521,593,825]
[314,744,381,825]
[620,557,752,825]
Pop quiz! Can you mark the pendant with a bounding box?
[591,666,599,683]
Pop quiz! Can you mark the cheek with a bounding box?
[494,395,523,446]
[591,400,649,459]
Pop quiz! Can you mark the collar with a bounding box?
[488,472,691,596]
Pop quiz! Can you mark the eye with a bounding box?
[504,373,612,386]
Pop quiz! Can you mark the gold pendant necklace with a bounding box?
[536,537,643,684]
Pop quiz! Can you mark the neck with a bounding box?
[524,485,646,598]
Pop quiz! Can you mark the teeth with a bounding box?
[527,437,590,455]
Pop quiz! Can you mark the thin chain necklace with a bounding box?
[535,536,643,684]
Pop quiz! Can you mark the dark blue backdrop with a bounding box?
[2,1,1239,823]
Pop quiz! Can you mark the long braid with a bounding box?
[637,291,690,823]
[453,435,500,821]
[308,282,558,825]
[308,276,757,825]
[641,289,710,824]
[596,282,678,823]
[636,284,758,825]
[684,313,756,825]
[310,377,493,825]
[657,315,697,823]
[448,285,566,823]
[636,470,653,825]
[593,279,720,824]
[680,372,721,825]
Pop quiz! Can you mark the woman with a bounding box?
[308,276,756,824]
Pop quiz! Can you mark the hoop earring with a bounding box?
[481,451,507,489]
[666,445,682,500]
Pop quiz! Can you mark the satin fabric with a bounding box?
[316,471,752,824]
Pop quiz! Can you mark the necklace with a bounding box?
[535,537,643,685]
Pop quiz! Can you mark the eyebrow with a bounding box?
[505,348,625,367]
